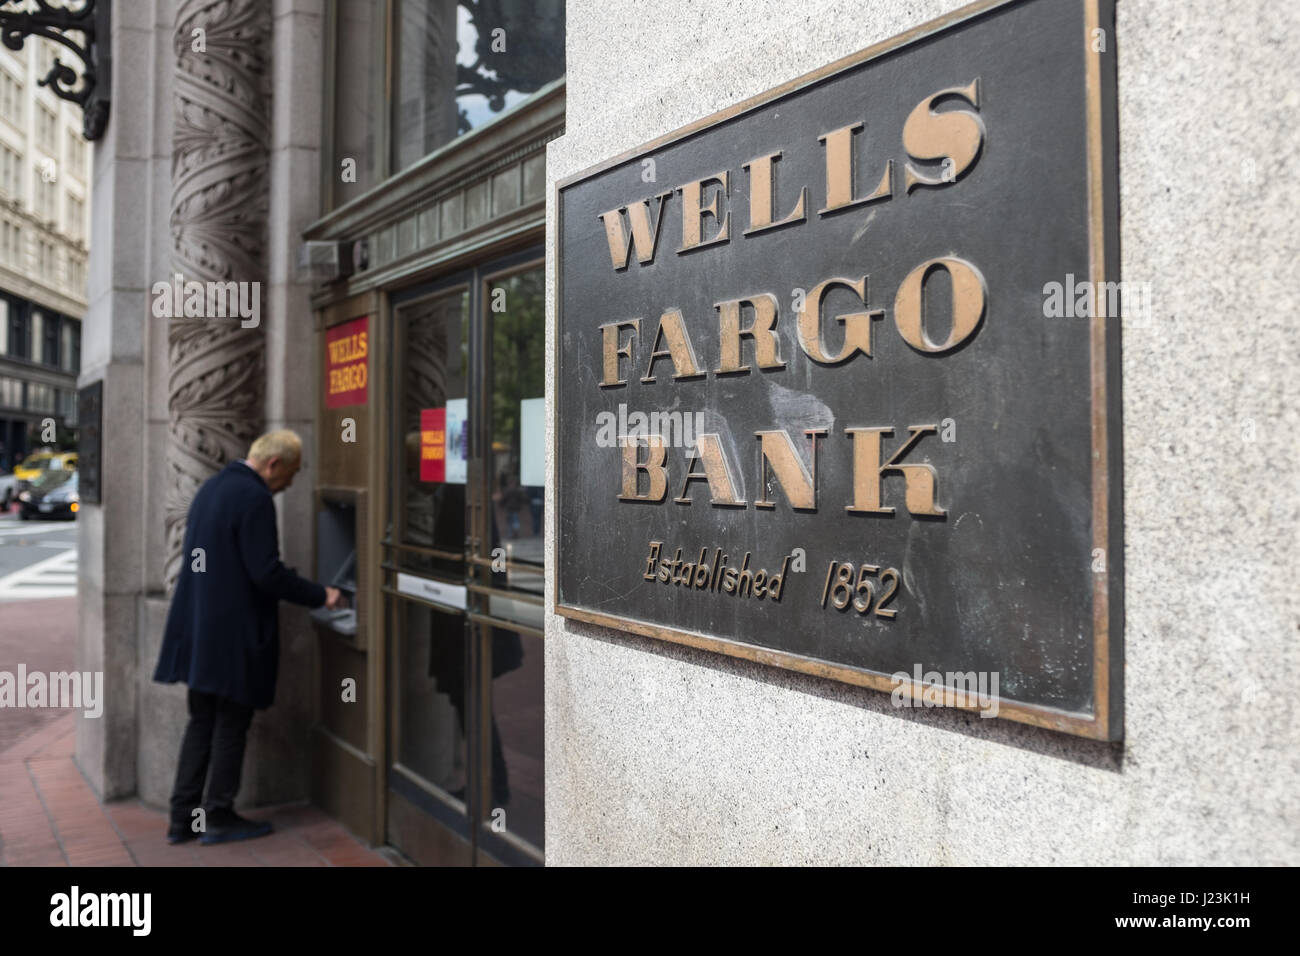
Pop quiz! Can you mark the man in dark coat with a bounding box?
[154,429,341,845]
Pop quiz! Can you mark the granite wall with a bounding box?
[543,0,1300,864]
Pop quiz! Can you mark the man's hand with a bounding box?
[324,587,344,610]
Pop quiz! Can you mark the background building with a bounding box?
[0,34,87,470]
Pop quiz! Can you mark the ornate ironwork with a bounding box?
[0,0,110,140]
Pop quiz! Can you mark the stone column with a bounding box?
[163,0,270,587]
[74,0,160,803]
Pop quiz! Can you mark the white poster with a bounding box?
[445,398,467,485]
[517,395,543,486]
[520,397,544,487]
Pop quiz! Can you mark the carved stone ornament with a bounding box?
[164,0,271,589]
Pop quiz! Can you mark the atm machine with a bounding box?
[311,497,358,636]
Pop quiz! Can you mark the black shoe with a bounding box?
[166,819,200,844]
[198,810,273,845]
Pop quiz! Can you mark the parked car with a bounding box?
[12,450,77,491]
[0,468,16,510]
[17,471,79,521]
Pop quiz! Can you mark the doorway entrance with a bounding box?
[382,249,545,865]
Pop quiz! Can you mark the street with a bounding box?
[0,507,77,602]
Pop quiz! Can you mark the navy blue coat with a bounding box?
[154,461,325,709]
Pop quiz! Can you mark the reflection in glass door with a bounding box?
[384,252,545,865]
[473,263,546,860]
[385,284,473,865]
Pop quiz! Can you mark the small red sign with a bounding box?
[420,407,446,482]
[325,316,369,408]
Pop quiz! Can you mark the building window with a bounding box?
[60,318,78,372]
[27,382,54,413]
[0,68,20,128]
[35,238,56,279]
[66,129,86,178]
[6,304,25,359]
[1,220,21,266]
[67,194,84,241]
[0,144,20,201]
[37,102,57,151]
[29,308,43,364]
[327,0,566,209]
[66,254,85,295]
[393,0,565,170]
[44,312,59,367]
[0,376,21,410]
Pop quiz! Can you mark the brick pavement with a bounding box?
[0,596,400,867]
[0,712,399,867]
[0,598,76,753]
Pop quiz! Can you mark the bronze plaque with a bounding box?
[554,0,1122,739]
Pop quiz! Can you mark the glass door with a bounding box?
[383,250,545,866]
[384,278,474,865]
[470,259,546,863]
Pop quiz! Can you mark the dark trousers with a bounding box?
[168,688,254,823]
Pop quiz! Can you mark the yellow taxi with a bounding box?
[13,450,78,484]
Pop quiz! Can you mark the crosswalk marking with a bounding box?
[0,548,78,602]
[0,522,76,538]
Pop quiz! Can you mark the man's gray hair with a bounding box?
[247,429,303,465]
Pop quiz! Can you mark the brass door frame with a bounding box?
[468,251,546,867]
[384,273,475,864]
[381,249,545,866]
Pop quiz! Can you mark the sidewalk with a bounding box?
[0,598,76,752]
[0,712,398,866]
[0,597,399,867]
